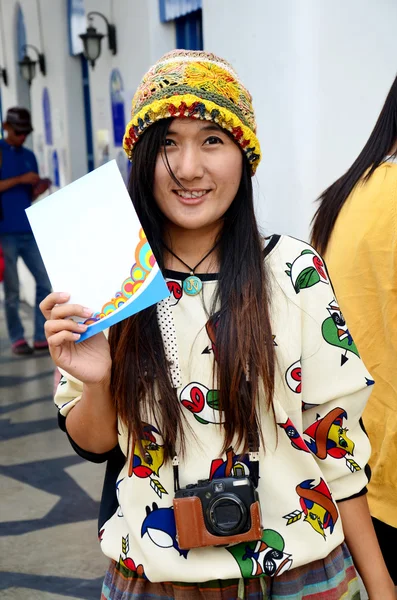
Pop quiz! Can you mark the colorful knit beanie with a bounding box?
[123,50,261,174]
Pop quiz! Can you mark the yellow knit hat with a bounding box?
[123,50,261,174]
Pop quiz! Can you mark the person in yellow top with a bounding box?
[311,74,397,589]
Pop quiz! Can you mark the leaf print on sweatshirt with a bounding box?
[322,298,359,365]
[180,382,224,425]
[285,249,329,293]
[227,529,293,577]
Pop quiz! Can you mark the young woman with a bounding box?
[312,74,397,593]
[41,51,394,600]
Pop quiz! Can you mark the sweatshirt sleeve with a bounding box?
[54,369,83,419]
[297,248,373,501]
[54,369,115,463]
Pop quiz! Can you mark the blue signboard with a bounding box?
[16,4,27,62]
[110,69,126,147]
[42,88,53,145]
[68,0,86,56]
[52,150,60,187]
[159,0,202,22]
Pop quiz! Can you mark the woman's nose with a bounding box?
[174,146,205,182]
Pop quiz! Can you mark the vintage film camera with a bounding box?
[173,472,263,550]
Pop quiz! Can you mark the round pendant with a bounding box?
[183,275,203,296]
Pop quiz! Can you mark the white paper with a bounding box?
[26,160,169,341]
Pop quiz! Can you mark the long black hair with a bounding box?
[108,118,275,459]
[311,74,397,254]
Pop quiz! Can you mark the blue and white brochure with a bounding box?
[26,160,169,342]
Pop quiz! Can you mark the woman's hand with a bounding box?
[40,292,112,385]
[338,496,396,600]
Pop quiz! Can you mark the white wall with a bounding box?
[312,1,397,203]
[0,0,88,184]
[2,0,397,308]
[0,0,89,304]
[0,0,175,306]
[85,0,175,171]
[203,0,397,240]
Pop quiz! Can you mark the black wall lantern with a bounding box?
[18,44,46,86]
[0,66,8,86]
[79,11,117,68]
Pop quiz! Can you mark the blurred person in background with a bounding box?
[0,107,51,355]
[311,74,397,591]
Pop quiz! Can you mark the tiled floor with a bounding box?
[0,300,107,599]
[0,298,369,599]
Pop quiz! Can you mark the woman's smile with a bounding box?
[173,188,211,203]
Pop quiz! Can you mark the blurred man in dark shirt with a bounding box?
[0,107,51,354]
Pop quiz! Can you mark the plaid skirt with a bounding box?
[101,542,361,599]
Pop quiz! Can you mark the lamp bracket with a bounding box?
[87,11,117,55]
[0,67,8,86]
[24,44,46,76]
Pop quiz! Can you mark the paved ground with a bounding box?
[0,297,369,599]
[0,299,107,599]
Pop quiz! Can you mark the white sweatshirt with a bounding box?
[55,235,372,582]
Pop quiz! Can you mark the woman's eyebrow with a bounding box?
[167,124,222,135]
[199,124,222,132]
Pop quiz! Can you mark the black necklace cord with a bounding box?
[162,240,220,275]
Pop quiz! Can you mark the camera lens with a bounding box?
[207,494,247,536]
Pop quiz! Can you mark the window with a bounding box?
[159,0,203,51]
[176,9,203,50]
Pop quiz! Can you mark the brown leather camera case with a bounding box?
[173,496,262,550]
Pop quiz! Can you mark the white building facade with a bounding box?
[0,0,396,301]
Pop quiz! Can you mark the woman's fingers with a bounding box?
[40,292,93,322]
[40,292,98,371]
[50,303,93,321]
[40,292,70,319]
[44,319,88,338]
[47,330,82,349]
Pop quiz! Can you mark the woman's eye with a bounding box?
[204,136,223,145]
[163,138,176,147]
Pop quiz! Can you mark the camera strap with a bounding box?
[172,456,181,493]
[172,424,260,493]
[248,452,260,488]
[248,425,260,488]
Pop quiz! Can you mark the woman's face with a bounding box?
[153,118,243,234]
